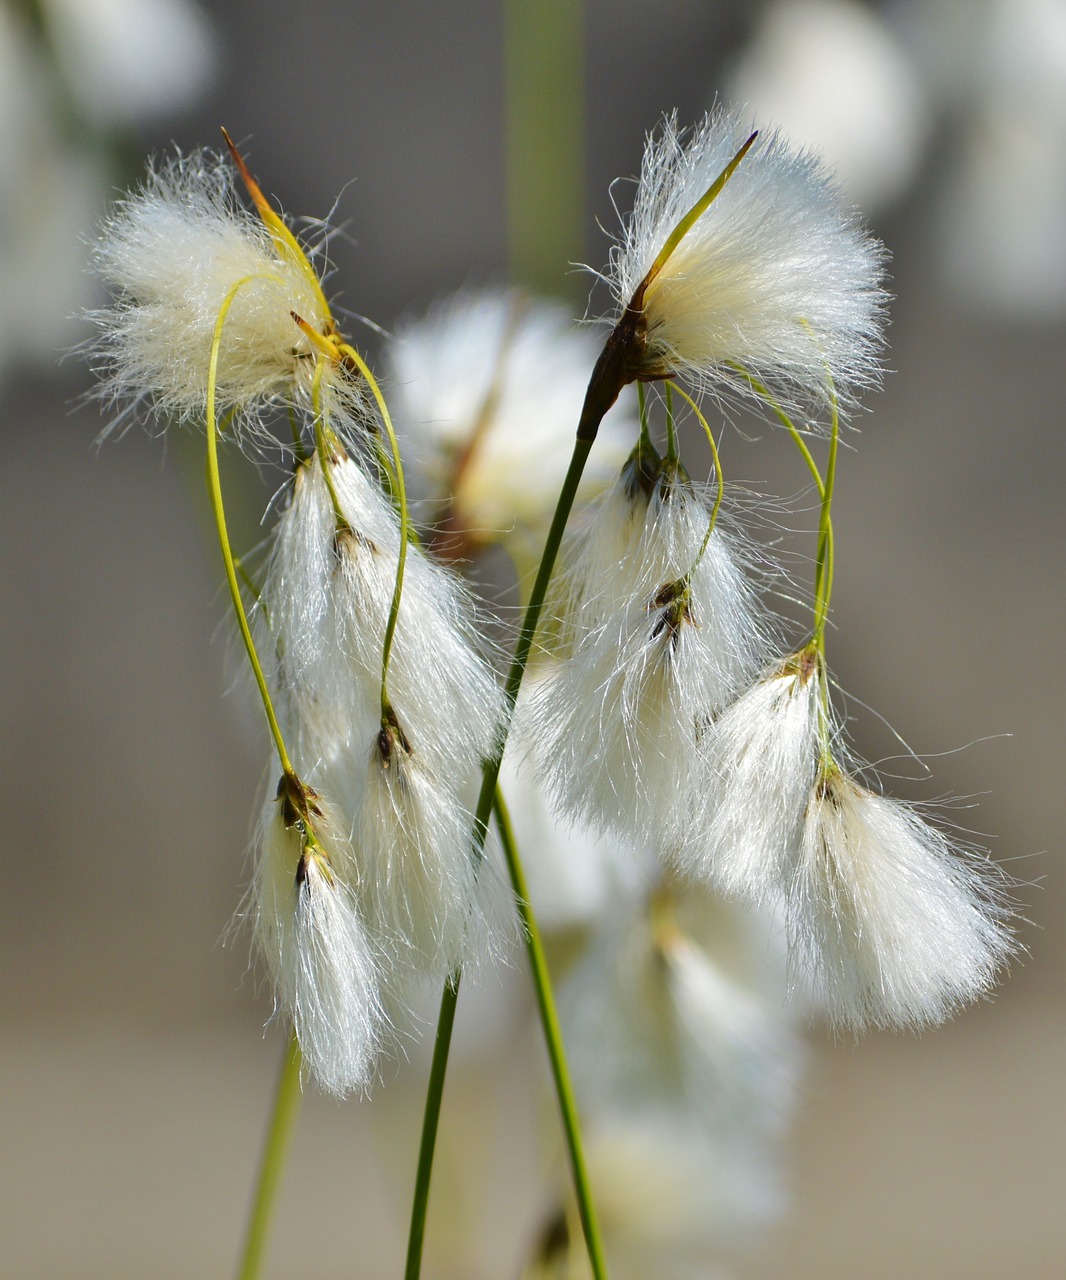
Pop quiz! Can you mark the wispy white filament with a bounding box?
[685,657,822,894]
[529,460,770,848]
[790,771,1017,1030]
[608,108,888,412]
[88,148,364,443]
[254,793,383,1096]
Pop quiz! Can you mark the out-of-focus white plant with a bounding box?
[724,0,929,212]
[386,288,632,568]
[39,0,214,127]
[523,878,800,1279]
[926,0,1066,314]
[0,0,214,380]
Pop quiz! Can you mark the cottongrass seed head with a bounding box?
[790,767,1018,1032]
[527,449,771,851]
[88,143,365,445]
[257,442,510,998]
[608,108,888,414]
[684,649,823,894]
[385,287,631,554]
[253,776,384,1097]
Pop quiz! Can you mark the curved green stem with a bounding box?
[337,341,410,719]
[636,382,653,453]
[669,381,724,568]
[812,383,840,646]
[734,359,841,756]
[205,276,294,778]
[493,785,608,1280]
[404,975,460,1280]
[664,381,679,462]
[235,1027,303,1280]
[307,358,348,528]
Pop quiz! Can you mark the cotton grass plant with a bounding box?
[84,104,1016,1280]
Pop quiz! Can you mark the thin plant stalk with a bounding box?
[404,432,602,1280]
[669,381,725,567]
[493,784,609,1279]
[235,1028,304,1280]
[403,974,461,1280]
[504,0,585,299]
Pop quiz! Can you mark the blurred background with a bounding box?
[1,0,1064,1277]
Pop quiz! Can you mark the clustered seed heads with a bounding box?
[87,104,1016,1180]
[258,445,509,1014]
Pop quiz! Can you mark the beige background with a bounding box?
[2,2,1063,1277]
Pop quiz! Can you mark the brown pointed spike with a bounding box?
[220,126,276,222]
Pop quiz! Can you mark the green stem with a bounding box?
[404,431,599,1278]
[235,1028,303,1280]
[504,0,584,299]
[205,277,294,778]
[669,381,724,567]
[337,341,411,720]
[812,387,839,646]
[403,975,461,1280]
[493,785,608,1279]
[636,382,653,453]
[735,362,840,755]
[664,381,679,462]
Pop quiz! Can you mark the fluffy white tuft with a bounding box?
[790,770,1017,1031]
[561,884,800,1137]
[253,791,383,1097]
[385,288,632,555]
[527,458,770,849]
[257,445,508,994]
[344,728,511,996]
[609,108,888,414]
[88,148,365,444]
[684,655,822,894]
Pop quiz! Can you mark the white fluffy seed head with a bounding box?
[258,444,505,772]
[790,770,1017,1031]
[337,728,511,997]
[327,452,507,771]
[528,458,771,848]
[253,784,383,1097]
[385,287,632,555]
[88,147,365,444]
[560,882,800,1138]
[609,108,888,414]
[257,443,508,995]
[546,879,800,1273]
[684,652,822,894]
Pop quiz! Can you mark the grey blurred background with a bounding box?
[1,1,1064,1277]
